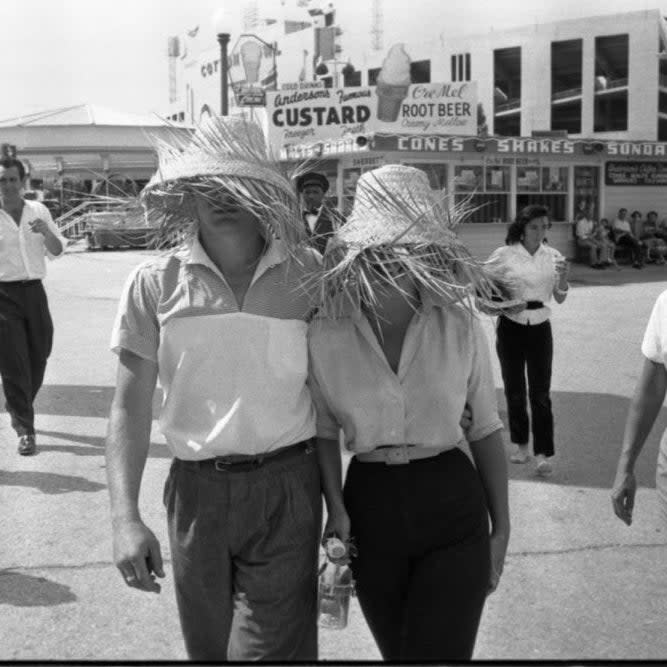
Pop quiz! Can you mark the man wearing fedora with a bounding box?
[296,171,344,255]
[105,118,325,661]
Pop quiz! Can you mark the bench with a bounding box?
[571,223,632,265]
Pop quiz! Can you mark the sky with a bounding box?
[1,0,666,121]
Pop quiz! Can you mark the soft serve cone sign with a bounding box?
[376,44,412,122]
[373,43,477,136]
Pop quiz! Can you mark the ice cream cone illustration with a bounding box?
[376,43,412,123]
[240,41,263,84]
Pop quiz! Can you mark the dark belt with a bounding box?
[0,279,41,286]
[180,438,314,473]
[525,301,544,310]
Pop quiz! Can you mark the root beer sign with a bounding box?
[267,43,477,151]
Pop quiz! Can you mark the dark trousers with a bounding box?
[164,443,321,661]
[0,280,53,436]
[616,233,644,263]
[344,448,490,661]
[496,315,554,457]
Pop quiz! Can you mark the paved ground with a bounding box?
[2,243,667,660]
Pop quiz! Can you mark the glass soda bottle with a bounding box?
[317,536,355,630]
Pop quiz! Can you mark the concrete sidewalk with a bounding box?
[1,247,667,660]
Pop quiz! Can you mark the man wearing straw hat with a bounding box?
[105,117,323,661]
[296,170,343,254]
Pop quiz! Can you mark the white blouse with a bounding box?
[486,242,564,325]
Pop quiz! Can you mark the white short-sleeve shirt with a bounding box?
[0,200,66,280]
[110,236,320,460]
[640,289,667,525]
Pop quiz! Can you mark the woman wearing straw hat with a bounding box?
[105,117,324,661]
[308,164,513,661]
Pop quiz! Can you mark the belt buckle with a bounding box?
[384,445,410,465]
[214,458,234,471]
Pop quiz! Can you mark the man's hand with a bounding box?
[611,469,637,526]
[487,531,509,594]
[112,518,165,593]
[28,218,50,236]
[460,404,472,433]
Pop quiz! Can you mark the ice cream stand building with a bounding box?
[166,3,667,260]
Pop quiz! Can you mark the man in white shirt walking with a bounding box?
[0,157,65,455]
[106,118,322,661]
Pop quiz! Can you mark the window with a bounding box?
[410,60,431,83]
[594,92,628,132]
[574,166,600,220]
[551,100,582,135]
[453,164,510,222]
[494,47,521,137]
[450,53,471,82]
[594,34,629,132]
[660,91,667,115]
[551,39,582,134]
[516,165,569,221]
[368,67,381,86]
[343,69,362,87]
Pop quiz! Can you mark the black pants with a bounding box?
[496,315,554,457]
[616,233,643,263]
[0,281,53,436]
[344,449,490,661]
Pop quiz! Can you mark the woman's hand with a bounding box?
[554,257,569,282]
[323,506,352,547]
[488,531,509,594]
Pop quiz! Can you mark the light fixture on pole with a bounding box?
[213,9,233,116]
[218,32,231,115]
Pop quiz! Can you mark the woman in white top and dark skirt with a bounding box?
[487,205,569,476]
[308,165,514,661]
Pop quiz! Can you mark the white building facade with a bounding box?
[163,5,667,259]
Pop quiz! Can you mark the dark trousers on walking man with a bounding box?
[0,280,53,439]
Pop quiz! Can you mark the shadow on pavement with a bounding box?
[35,430,172,459]
[33,385,163,419]
[497,389,665,489]
[0,570,77,607]
[0,470,106,494]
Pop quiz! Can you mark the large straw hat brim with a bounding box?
[307,164,523,318]
[139,116,307,250]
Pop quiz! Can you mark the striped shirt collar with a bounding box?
[186,234,288,282]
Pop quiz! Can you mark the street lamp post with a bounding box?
[217,31,231,116]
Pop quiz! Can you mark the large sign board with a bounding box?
[605,161,667,186]
[266,82,477,152]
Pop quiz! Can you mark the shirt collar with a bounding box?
[186,234,288,281]
[516,242,549,259]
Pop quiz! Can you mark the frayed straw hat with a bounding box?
[311,164,523,318]
[141,115,306,248]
